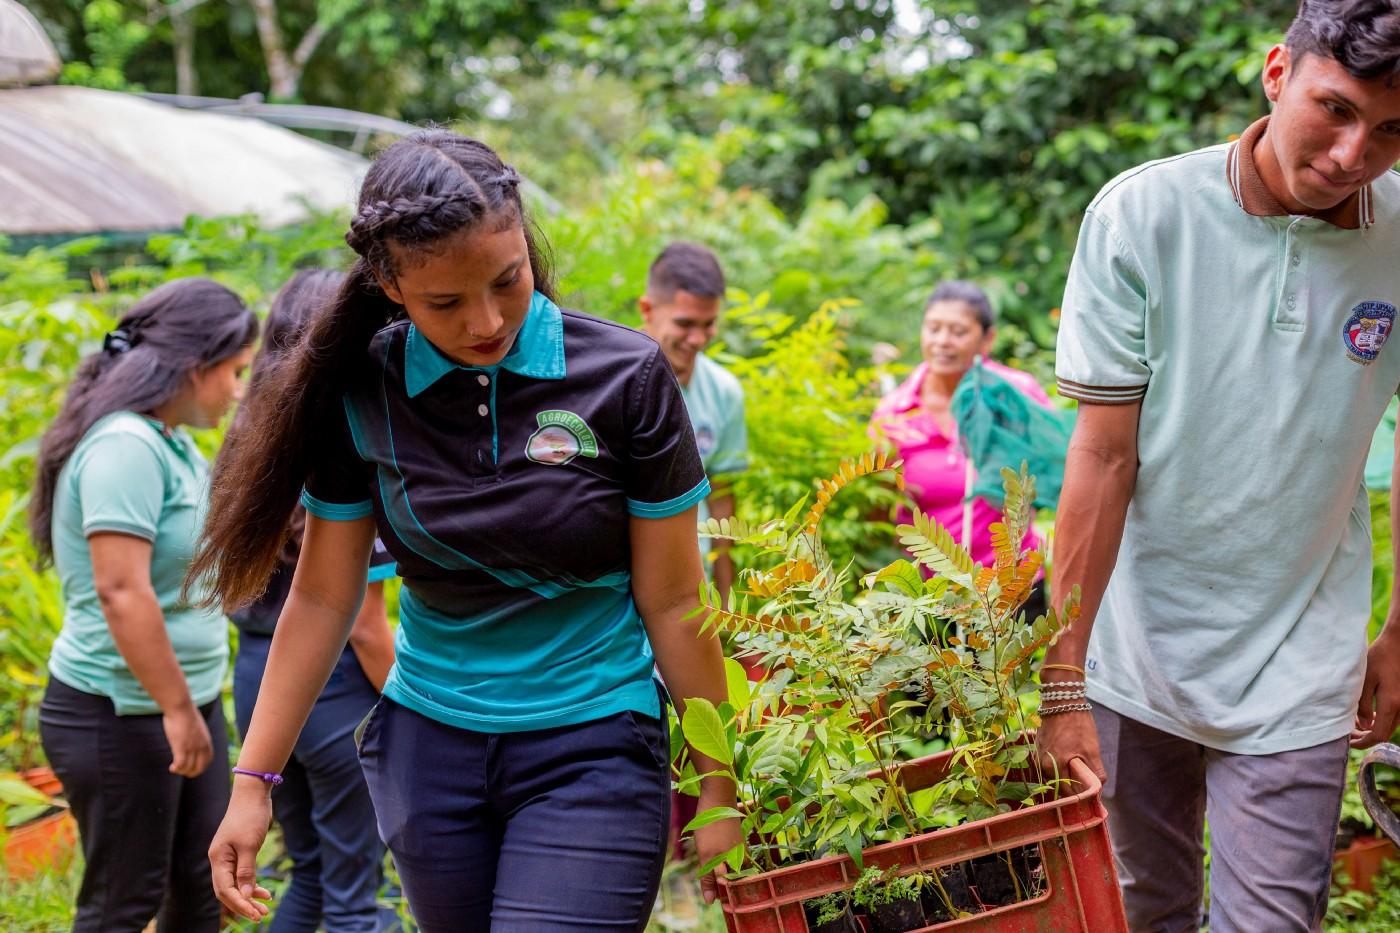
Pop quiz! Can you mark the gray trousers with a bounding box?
[1093,705,1349,933]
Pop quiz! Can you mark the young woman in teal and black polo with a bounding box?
[194,131,740,931]
[31,278,258,932]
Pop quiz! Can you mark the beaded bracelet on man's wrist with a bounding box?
[1039,701,1093,716]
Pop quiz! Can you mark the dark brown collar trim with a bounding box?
[1226,116,1370,230]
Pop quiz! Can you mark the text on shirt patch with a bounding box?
[525,410,599,465]
[1343,301,1397,366]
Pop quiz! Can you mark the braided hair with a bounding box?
[191,131,554,610]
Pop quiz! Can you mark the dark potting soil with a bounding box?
[969,844,1043,908]
[802,903,862,933]
[867,895,926,932]
[919,862,969,922]
[919,844,1045,921]
[970,854,1016,906]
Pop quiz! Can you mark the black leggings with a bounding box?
[39,676,229,933]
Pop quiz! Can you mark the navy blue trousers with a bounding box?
[357,696,671,932]
[234,635,386,933]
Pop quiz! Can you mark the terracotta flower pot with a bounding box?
[3,768,77,881]
[1333,834,1397,895]
[19,767,63,799]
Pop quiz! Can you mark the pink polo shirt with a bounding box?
[871,361,1052,570]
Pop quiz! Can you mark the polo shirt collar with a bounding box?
[405,290,566,398]
[1226,116,1374,230]
[883,362,929,414]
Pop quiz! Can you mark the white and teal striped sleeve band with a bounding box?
[627,477,711,519]
[301,489,374,521]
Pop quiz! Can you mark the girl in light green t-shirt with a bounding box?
[31,278,258,933]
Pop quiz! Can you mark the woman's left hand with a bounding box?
[692,791,743,905]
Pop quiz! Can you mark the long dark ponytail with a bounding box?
[244,269,345,569]
[30,278,258,563]
[191,130,555,609]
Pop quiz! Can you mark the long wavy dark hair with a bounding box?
[191,130,556,610]
[30,278,259,562]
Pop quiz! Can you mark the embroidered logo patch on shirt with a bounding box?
[1344,301,1397,365]
[526,410,599,465]
[694,424,716,459]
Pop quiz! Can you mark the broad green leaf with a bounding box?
[681,697,732,766]
[697,843,746,877]
[724,657,751,708]
[865,559,924,597]
[683,806,744,832]
[0,775,50,809]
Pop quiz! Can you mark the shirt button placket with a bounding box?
[474,371,496,472]
[476,373,491,417]
[1277,221,1307,329]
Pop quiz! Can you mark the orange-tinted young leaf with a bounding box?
[989,522,1015,584]
[803,451,903,533]
[994,552,1044,614]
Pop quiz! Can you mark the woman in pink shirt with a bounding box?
[872,281,1052,573]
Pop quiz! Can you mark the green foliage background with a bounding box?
[0,0,1337,820]
[5,0,1390,928]
[26,0,1297,347]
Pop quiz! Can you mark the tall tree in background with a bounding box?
[245,0,349,100]
[22,0,1300,339]
[540,0,1294,336]
[25,0,559,116]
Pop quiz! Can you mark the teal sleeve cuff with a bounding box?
[82,519,158,542]
[627,477,712,519]
[366,562,398,583]
[301,490,374,521]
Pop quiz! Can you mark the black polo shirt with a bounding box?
[302,291,708,733]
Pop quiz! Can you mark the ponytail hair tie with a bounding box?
[103,327,136,355]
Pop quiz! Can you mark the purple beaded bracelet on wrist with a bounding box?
[232,766,284,786]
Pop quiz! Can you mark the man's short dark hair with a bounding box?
[1285,0,1400,85]
[646,242,726,303]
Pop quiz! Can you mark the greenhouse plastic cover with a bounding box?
[0,85,367,235]
[0,0,60,87]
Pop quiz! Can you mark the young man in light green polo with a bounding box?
[640,242,748,603]
[1040,1,1400,928]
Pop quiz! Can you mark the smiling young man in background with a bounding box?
[1040,1,1400,929]
[640,242,748,602]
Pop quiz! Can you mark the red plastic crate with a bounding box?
[715,750,1126,932]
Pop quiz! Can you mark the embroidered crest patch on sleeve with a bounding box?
[1344,301,1396,365]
